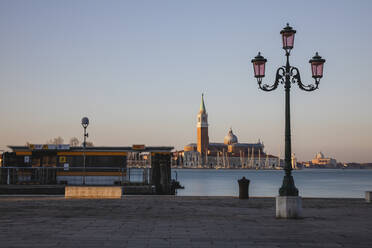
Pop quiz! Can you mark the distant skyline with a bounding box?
[0,0,372,163]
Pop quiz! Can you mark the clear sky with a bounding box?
[0,0,371,163]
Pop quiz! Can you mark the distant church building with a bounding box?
[303,152,337,168]
[196,94,209,156]
[179,95,279,168]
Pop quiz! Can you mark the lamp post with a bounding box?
[251,24,325,217]
[81,117,89,185]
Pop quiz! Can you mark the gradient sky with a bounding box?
[0,0,371,163]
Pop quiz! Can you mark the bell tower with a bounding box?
[197,94,209,155]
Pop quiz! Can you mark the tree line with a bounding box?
[26,137,94,147]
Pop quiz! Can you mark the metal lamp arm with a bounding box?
[290,67,319,92]
[258,67,286,92]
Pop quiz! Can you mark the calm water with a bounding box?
[172,169,372,198]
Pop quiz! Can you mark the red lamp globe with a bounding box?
[309,52,326,78]
[251,52,267,78]
[280,23,296,51]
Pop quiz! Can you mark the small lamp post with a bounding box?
[81,117,89,185]
[251,23,325,218]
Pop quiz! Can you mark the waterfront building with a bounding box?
[1,145,173,187]
[303,152,337,168]
[179,95,279,168]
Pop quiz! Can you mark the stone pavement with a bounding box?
[0,196,371,247]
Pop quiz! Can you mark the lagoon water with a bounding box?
[172,169,372,198]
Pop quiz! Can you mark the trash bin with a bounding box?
[238,177,250,199]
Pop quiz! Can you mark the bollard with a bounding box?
[366,191,372,203]
[238,177,250,199]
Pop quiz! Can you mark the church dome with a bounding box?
[316,152,325,159]
[224,128,238,145]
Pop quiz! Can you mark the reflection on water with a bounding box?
[173,169,372,198]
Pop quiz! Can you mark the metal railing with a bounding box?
[0,167,151,186]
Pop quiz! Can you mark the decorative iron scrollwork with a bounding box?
[258,67,286,91]
[290,67,319,92]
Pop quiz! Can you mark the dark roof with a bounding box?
[185,143,197,147]
[8,146,174,152]
[208,142,263,147]
[209,143,227,147]
[184,142,263,148]
[232,143,264,148]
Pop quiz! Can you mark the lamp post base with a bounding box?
[365,191,372,203]
[276,196,302,219]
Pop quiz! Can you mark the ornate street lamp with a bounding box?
[280,23,296,53]
[81,117,89,185]
[251,24,325,217]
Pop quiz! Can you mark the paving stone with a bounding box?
[0,196,371,247]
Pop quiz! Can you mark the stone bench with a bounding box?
[65,186,122,199]
[366,191,372,203]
